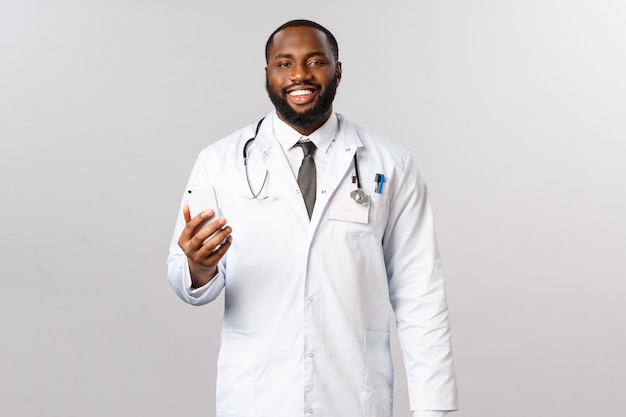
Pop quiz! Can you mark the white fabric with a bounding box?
[413,411,448,417]
[167,112,458,417]
[272,110,338,183]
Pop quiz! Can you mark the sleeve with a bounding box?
[383,154,459,411]
[412,411,449,417]
[166,150,226,306]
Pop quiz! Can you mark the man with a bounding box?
[167,19,458,417]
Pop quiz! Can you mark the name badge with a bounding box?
[328,188,370,224]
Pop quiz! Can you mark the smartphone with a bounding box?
[187,185,220,240]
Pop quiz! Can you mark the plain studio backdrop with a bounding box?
[1,1,625,416]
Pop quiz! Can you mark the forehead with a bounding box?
[268,26,332,59]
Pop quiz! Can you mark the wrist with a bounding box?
[188,260,218,288]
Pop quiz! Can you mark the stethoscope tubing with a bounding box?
[242,117,367,204]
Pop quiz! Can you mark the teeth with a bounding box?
[289,89,312,96]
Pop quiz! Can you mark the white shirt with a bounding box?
[272,110,338,182]
[168,112,458,416]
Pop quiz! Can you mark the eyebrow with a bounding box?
[272,51,328,60]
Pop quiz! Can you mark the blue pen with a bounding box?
[377,173,385,194]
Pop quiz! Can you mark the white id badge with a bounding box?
[328,188,370,224]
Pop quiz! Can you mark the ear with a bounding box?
[335,61,342,84]
[265,66,268,76]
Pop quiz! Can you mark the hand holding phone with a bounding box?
[187,185,220,242]
[181,185,231,288]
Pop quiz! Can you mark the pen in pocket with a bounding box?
[374,173,385,194]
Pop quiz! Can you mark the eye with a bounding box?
[308,60,325,66]
[277,62,291,68]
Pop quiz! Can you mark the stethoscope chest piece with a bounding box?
[350,189,370,205]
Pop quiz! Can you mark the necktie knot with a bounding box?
[296,140,316,157]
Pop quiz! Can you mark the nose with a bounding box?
[289,63,311,83]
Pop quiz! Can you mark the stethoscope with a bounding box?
[243,118,369,204]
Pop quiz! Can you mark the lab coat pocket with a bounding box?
[364,330,393,417]
[216,329,257,417]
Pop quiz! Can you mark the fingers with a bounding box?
[178,208,232,269]
[188,226,232,268]
[187,234,232,288]
[182,207,215,237]
[182,204,192,223]
[201,234,232,264]
[190,217,227,246]
[180,208,217,248]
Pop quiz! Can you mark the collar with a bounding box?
[272,111,339,153]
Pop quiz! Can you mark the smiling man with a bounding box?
[168,20,458,417]
[265,24,341,135]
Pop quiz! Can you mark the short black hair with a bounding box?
[265,19,339,63]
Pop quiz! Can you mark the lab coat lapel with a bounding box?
[254,115,365,229]
[255,117,306,209]
[309,117,364,227]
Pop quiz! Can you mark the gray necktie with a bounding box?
[295,140,316,219]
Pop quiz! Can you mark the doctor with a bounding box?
[168,19,458,417]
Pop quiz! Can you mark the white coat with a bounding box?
[167,113,458,417]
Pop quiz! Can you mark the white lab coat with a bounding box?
[167,113,458,417]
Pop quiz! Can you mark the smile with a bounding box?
[286,87,318,105]
[289,89,315,96]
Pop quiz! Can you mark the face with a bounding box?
[265,26,342,135]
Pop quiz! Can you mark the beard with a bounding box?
[265,75,339,130]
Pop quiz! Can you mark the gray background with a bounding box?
[1,1,624,416]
